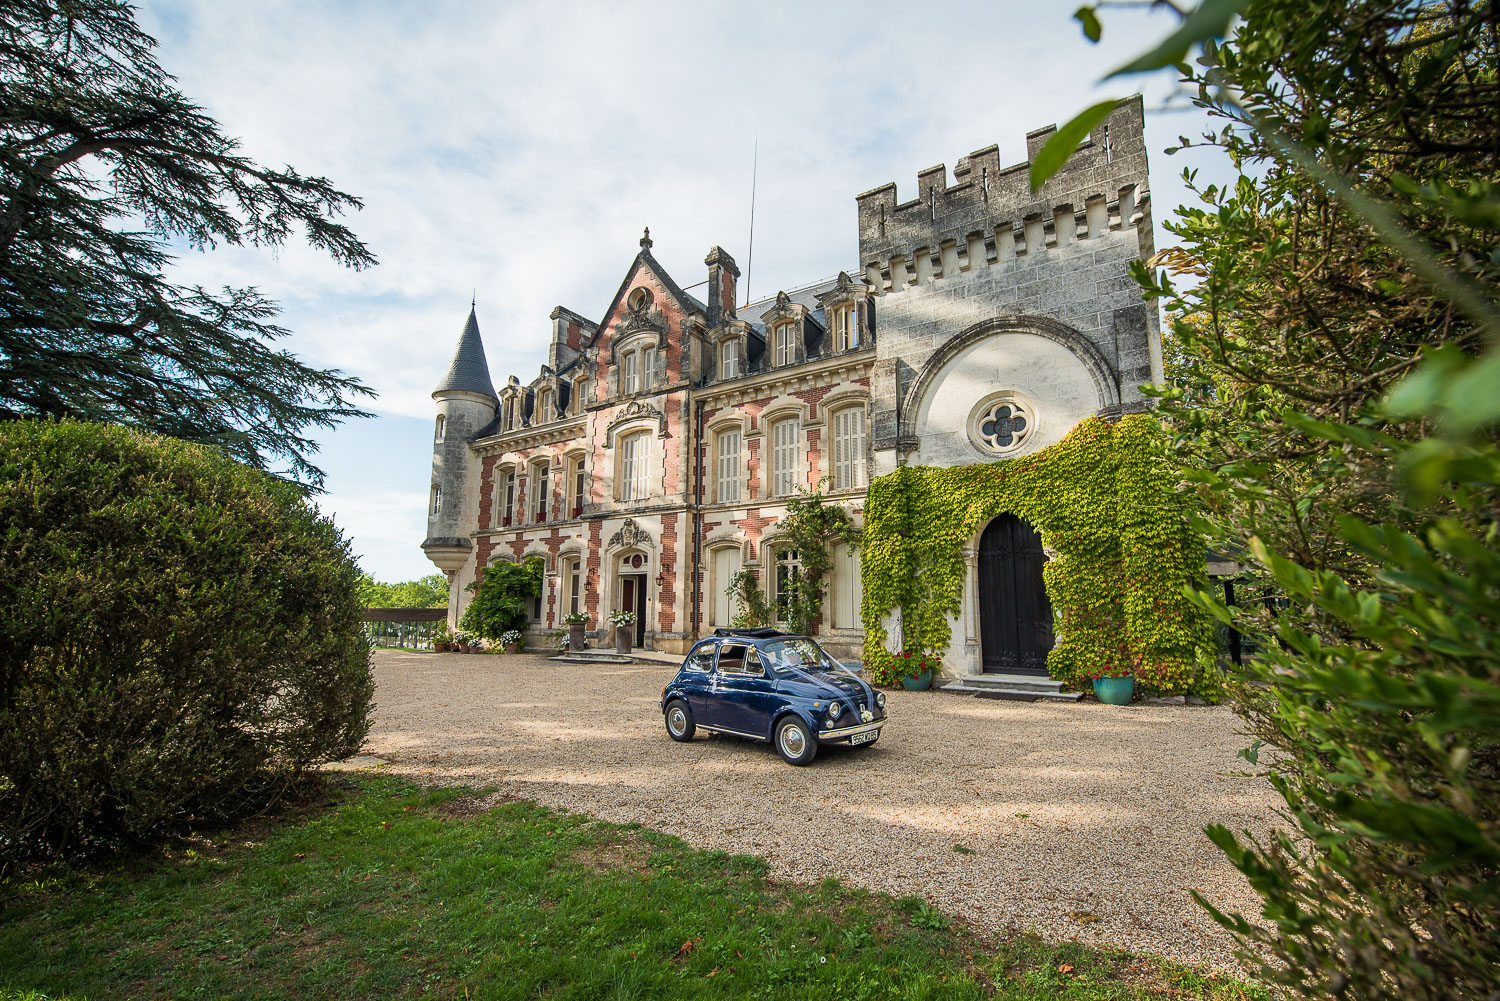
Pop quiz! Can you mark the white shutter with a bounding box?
[833,408,866,490]
[773,419,799,496]
[717,430,740,502]
[623,352,637,394]
[712,547,741,625]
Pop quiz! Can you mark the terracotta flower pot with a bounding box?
[504,642,518,654]
[434,641,450,652]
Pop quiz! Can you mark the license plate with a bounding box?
[848,730,878,746]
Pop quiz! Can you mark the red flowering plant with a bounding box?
[877,650,942,683]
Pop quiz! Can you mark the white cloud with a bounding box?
[133,0,1228,580]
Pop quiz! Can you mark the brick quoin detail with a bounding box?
[659,512,678,632]
[585,520,603,621]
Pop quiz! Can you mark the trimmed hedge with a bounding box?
[0,420,373,859]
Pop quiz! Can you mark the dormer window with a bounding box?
[537,387,552,423]
[622,351,639,394]
[773,322,797,367]
[831,304,858,352]
[642,345,657,386]
[573,376,588,413]
[720,341,739,379]
[502,398,514,430]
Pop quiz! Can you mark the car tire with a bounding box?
[664,699,696,742]
[774,716,818,766]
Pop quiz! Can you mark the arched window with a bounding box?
[429,483,442,517]
[619,431,650,502]
[831,406,867,490]
[434,414,446,442]
[831,304,857,352]
[720,341,740,379]
[565,453,587,518]
[621,351,639,394]
[772,546,803,625]
[529,459,551,523]
[770,417,801,497]
[716,427,741,503]
[773,322,797,367]
[495,466,516,526]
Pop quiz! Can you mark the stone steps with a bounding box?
[939,673,1084,702]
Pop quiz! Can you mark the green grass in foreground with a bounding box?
[0,775,1264,1000]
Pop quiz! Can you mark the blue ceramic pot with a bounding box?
[900,669,933,691]
[1093,676,1134,705]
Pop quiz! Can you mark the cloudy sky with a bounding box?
[137,1,1226,582]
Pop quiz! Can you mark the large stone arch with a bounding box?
[900,316,1120,466]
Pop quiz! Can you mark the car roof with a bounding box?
[711,627,789,639]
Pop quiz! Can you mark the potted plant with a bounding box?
[500,629,523,654]
[451,629,471,653]
[563,611,589,652]
[608,609,636,654]
[1090,665,1135,705]
[894,650,938,691]
[433,623,453,653]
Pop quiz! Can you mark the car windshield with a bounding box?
[761,638,844,674]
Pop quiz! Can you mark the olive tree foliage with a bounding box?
[0,1,377,489]
[0,420,374,864]
[1045,2,1500,997]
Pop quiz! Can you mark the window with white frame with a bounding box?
[770,417,801,497]
[537,387,552,423]
[773,322,796,366]
[563,555,581,616]
[831,406,867,490]
[496,466,516,526]
[529,460,550,522]
[831,304,857,352]
[429,483,442,517]
[619,431,650,502]
[641,345,657,388]
[621,351,639,394]
[716,428,741,503]
[772,546,803,625]
[568,453,586,518]
[720,341,739,379]
[434,414,446,442]
[573,376,588,413]
[710,545,743,626]
[502,398,514,429]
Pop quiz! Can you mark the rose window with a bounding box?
[976,401,1031,453]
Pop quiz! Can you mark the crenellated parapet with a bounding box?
[855,96,1150,294]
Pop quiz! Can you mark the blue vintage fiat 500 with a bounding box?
[659,628,886,765]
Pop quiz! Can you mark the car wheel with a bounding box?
[664,699,696,742]
[774,716,818,766]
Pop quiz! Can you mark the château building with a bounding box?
[423,97,1160,676]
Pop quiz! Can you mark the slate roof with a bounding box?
[433,306,497,399]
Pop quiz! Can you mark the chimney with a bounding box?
[704,246,739,327]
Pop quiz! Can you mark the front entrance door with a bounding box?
[620,574,648,647]
[977,513,1053,675]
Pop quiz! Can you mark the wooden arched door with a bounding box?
[978,513,1053,675]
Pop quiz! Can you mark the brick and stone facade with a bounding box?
[423,98,1158,670]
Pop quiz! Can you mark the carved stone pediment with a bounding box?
[608,517,653,551]
[603,399,669,446]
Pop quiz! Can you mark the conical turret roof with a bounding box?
[432,306,496,399]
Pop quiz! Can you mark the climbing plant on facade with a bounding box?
[768,486,861,636]
[860,415,1214,696]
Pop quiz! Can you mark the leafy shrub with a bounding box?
[460,558,541,640]
[0,420,374,860]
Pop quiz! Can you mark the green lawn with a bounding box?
[0,775,1263,1000]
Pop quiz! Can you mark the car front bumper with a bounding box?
[817,719,884,742]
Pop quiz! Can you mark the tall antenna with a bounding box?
[745,137,758,307]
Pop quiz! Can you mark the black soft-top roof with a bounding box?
[711,627,793,639]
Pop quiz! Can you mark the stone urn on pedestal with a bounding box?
[564,614,588,652]
[609,610,636,655]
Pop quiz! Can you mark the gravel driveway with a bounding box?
[363,650,1280,969]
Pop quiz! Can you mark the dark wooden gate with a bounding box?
[978,514,1053,675]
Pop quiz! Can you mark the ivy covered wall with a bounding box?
[859,415,1217,697]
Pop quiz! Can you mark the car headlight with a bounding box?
[876,692,886,708]
[827,702,842,720]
